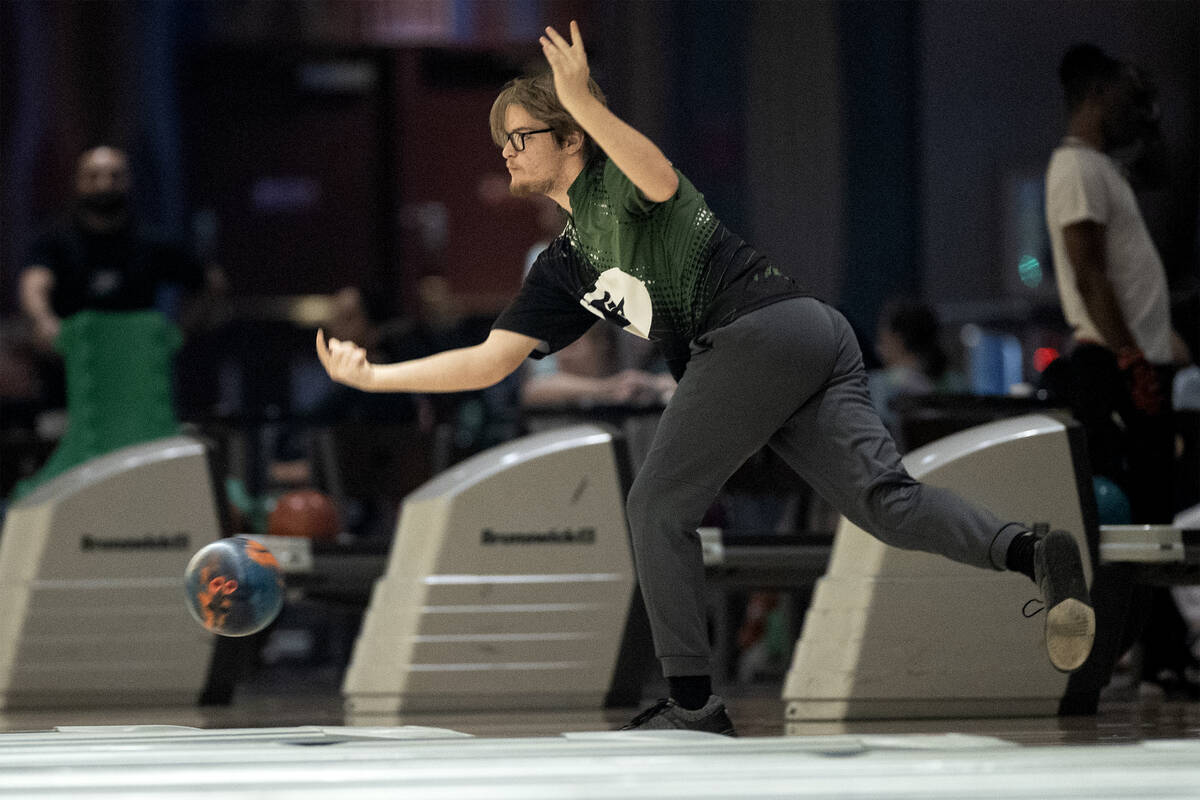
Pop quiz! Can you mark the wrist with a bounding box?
[560,90,600,122]
[359,364,380,392]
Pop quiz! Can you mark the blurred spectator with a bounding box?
[520,321,674,409]
[867,299,965,435]
[19,145,220,350]
[277,278,523,534]
[270,285,422,536]
[1043,43,1196,710]
[390,275,523,458]
[9,145,225,498]
[1044,45,1180,513]
[287,285,422,430]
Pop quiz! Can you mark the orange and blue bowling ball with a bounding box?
[184,536,284,636]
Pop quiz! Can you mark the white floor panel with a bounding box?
[0,726,1198,799]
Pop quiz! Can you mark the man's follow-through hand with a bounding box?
[316,328,374,391]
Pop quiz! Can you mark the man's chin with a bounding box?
[509,178,551,199]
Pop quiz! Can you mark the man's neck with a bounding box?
[546,160,586,215]
[1066,110,1105,151]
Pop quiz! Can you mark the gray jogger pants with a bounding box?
[625,297,1024,677]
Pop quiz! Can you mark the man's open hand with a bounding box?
[540,21,591,111]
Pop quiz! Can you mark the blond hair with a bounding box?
[489,71,607,161]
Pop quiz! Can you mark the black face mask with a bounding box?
[78,189,129,216]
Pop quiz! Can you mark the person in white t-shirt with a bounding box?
[1044,43,1193,712]
[1045,43,1177,516]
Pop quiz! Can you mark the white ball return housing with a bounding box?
[782,412,1196,724]
[0,437,223,709]
[343,425,639,714]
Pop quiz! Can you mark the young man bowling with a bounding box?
[318,22,1093,735]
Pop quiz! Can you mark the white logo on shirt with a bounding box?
[581,268,653,339]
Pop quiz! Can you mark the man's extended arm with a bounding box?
[541,22,679,203]
[317,328,539,393]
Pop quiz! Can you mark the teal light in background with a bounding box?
[1018,254,1042,288]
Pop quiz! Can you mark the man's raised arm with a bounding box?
[540,21,679,203]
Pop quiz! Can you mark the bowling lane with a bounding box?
[1,724,1200,799]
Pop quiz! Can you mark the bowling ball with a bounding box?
[267,489,341,541]
[183,536,284,637]
[1092,475,1132,525]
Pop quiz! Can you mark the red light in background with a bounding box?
[1033,347,1060,373]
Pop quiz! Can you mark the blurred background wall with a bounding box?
[1,0,1197,371]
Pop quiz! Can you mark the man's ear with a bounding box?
[563,129,585,156]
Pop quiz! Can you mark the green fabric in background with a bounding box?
[12,310,181,500]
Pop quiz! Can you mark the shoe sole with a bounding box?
[1039,532,1095,673]
[1046,597,1095,672]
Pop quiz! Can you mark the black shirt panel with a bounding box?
[492,238,604,358]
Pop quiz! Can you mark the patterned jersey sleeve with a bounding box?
[601,157,677,218]
[492,238,599,359]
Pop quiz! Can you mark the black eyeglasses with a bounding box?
[504,128,554,152]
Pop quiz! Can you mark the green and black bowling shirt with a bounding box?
[493,154,808,379]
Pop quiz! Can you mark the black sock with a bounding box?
[668,675,712,710]
[1006,531,1037,582]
